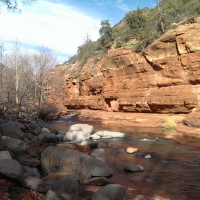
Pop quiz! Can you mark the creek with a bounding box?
[49,113,200,200]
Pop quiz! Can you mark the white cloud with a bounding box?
[0,0,101,63]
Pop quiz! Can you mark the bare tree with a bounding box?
[6,38,21,105]
[0,0,37,12]
[33,46,57,109]
[0,40,5,104]
[3,39,36,117]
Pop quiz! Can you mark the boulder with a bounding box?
[91,184,125,200]
[26,133,35,141]
[22,166,41,178]
[0,135,3,150]
[36,119,50,129]
[2,136,26,152]
[41,146,113,179]
[21,176,49,192]
[91,148,106,163]
[63,124,93,143]
[123,164,144,172]
[183,113,200,128]
[1,121,25,140]
[18,156,40,167]
[91,130,125,140]
[55,130,65,141]
[37,131,58,143]
[56,132,65,141]
[29,151,40,158]
[0,151,12,160]
[56,129,65,135]
[32,126,42,135]
[0,159,24,180]
[42,127,51,132]
[46,174,78,194]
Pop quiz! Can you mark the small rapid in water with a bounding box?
[49,113,200,200]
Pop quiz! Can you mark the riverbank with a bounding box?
[71,109,200,147]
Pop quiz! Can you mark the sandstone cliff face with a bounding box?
[46,17,200,113]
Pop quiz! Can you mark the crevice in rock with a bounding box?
[141,53,163,71]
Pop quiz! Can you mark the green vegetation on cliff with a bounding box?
[67,0,200,66]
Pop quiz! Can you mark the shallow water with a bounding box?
[49,114,200,200]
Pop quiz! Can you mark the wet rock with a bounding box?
[91,184,125,200]
[123,164,144,172]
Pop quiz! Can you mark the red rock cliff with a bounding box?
[46,17,200,113]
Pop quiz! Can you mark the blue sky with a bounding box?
[0,0,156,64]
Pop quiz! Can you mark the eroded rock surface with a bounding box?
[44,17,200,114]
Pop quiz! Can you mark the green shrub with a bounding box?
[134,41,143,53]
[112,37,123,49]
[124,39,137,49]
[164,118,176,131]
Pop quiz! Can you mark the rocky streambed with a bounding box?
[0,118,137,200]
[1,111,200,200]
[50,111,200,200]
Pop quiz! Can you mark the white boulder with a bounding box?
[91,130,125,140]
[63,124,93,143]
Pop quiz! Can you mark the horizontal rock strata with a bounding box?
[45,17,200,113]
